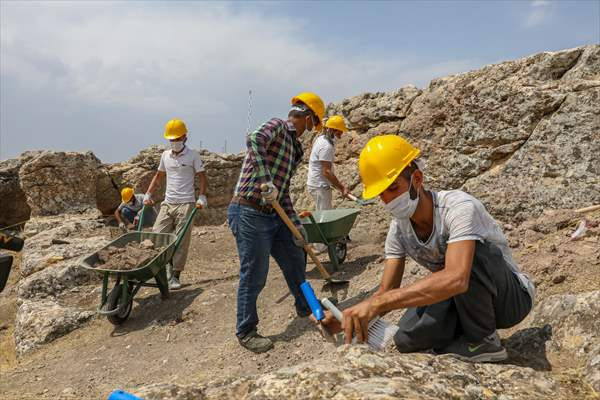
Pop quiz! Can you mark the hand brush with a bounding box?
[321,298,398,351]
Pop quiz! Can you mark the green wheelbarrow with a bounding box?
[80,206,197,325]
[299,208,360,271]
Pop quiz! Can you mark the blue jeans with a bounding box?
[227,203,309,337]
[121,207,156,227]
[120,207,136,224]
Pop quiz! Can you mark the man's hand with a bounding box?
[341,186,350,198]
[196,194,207,209]
[261,182,279,203]
[143,192,154,205]
[118,222,127,231]
[342,298,378,344]
[293,225,308,248]
[309,310,342,335]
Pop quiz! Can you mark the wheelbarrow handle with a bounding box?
[298,210,312,219]
[137,204,146,232]
[346,193,359,202]
[260,184,347,284]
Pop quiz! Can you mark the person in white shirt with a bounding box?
[315,135,535,363]
[144,119,207,290]
[306,115,351,252]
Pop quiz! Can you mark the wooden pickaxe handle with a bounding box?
[260,184,333,280]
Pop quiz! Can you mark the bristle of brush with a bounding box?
[367,318,399,351]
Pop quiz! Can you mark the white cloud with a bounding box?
[1,1,475,161]
[524,0,553,28]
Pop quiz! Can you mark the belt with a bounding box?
[231,196,274,214]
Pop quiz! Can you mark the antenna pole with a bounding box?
[247,89,252,134]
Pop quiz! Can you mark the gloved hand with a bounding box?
[143,192,154,205]
[293,225,308,248]
[196,194,207,209]
[261,182,279,203]
[119,222,127,231]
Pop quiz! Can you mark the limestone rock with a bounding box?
[529,290,599,391]
[13,212,109,355]
[19,151,106,216]
[136,346,559,399]
[305,45,599,233]
[0,154,34,227]
[134,384,206,400]
[14,299,94,355]
[20,212,107,278]
[95,166,121,215]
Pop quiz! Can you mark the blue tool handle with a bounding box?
[108,390,143,400]
[300,281,324,321]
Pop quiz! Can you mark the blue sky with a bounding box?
[1,0,598,162]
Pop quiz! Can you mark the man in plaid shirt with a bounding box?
[228,92,325,353]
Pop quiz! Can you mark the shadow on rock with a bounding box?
[109,287,203,336]
[502,324,553,371]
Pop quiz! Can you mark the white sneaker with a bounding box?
[169,276,182,290]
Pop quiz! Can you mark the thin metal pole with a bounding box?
[247,89,252,134]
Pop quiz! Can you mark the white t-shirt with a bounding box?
[385,190,535,301]
[158,147,205,204]
[307,135,335,188]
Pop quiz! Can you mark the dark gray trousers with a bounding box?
[394,241,532,352]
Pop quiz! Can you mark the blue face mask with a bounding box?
[384,175,419,219]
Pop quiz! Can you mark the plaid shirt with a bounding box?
[234,118,304,226]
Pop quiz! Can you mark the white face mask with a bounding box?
[384,175,419,220]
[170,141,184,152]
[303,116,315,136]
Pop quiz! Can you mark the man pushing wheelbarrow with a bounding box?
[144,119,208,290]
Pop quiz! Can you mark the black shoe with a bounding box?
[437,332,507,363]
[238,330,273,353]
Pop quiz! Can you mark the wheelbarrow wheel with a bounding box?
[328,241,347,266]
[107,283,133,325]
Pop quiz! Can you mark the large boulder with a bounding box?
[519,290,599,391]
[14,299,95,356]
[133,290,600,399]
[305,45,600,232]
[135,345,560,399]
[0,153,36,227]
[18,151,120,216]
[14,211,110,355]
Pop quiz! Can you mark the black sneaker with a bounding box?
[238,330,274,353]
[437,331,507,363]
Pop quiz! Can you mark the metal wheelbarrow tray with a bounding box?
[79,207,196,325]
[300,208,360,271]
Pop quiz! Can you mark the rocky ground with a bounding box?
[0,207,598,399]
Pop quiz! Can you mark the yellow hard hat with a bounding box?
[324,115,348,133]
[359,135,420,199]
[121,187,134,203]
[291,92,325,131]
[164,119,188,140]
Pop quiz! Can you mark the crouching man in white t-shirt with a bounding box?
[315,135,535,363]
[144,119,207,290]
